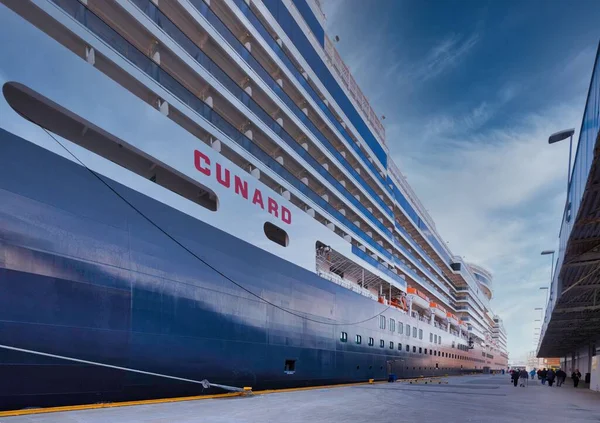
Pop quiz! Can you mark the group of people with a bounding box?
[510,367,582,388]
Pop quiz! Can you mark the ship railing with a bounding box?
[228,0,391,190]
[323,35,386,145]
[388,161,435,229]
[317,270,378,301]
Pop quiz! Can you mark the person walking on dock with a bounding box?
[511,369,520,387]
[519,369,528,387]
[572,369,582,388]
[547,369,556,387]
[530,368,536,381]
[556,368,566,387]
[540,368,548,385]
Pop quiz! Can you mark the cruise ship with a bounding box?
[0,0,508,410]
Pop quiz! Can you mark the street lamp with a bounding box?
[548,128,575,193]
[541,250,555,281]
[541,250,555,313]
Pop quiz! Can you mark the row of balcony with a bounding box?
[51,0,485,315]
[185,0,394,218]
[52,0,403,262]
[229,0,392,197]
[116,0,455,297]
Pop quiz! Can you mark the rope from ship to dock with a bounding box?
[0,343,248,394]
[36,124,393,327]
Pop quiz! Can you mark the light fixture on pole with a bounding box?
[548,129,575,193]
[540,250,555,312]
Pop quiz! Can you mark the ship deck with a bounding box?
[2,374,599,422]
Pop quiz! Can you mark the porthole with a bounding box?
[264,222,289,246]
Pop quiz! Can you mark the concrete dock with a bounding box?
[2,374,599,423]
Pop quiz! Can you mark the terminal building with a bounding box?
[537,43,600,390]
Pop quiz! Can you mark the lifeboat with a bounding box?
[407,287,430,310]
[390,295,408,312]
[446,312,460,326]
[430,302,447,319]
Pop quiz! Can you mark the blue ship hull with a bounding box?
[0,129,473,410]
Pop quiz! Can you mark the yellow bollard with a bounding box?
[368,379,374,384]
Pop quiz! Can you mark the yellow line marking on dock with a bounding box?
[0,392,242,418]
[0,380,389,417]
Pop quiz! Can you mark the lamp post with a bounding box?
[541,250,555,281]
[548,129,575,193]
[540,250,555,313]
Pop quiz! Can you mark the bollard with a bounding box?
[368,379,374,384]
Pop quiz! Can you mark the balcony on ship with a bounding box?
[315,242,408,310]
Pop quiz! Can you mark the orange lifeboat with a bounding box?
[447,312,460,326]
[407,287,429,310]
[430,302,447,319]
[390,296,408,311]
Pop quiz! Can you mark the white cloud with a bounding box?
[393,100,583,359]
[397,32,480,85]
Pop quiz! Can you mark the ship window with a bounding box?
[340,332,348,342]
[355,335,362,344]
[398,322,403,334]
[368,337,374,346]
[398,343,402,351]
[430,333,433,342]
[264,222,289,247]
[380,339,385,348]
[419,329,423,340]
[419,347,422,354]
[439,336,442,345]
[389,341,394,349]
[412,346,416,353]
[434,350,437,356]
[2,82,220,211]
[412,327,417,338]
[406,344,410,352]
[379,315,386,330]
[284,359,296,373]
[406,324,411,337]
[434,334,438,344]
[424,348,428,355]
[390,319,395,332]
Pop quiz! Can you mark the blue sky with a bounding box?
[321,0,600,362]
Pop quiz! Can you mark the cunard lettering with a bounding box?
[194,150,292,225]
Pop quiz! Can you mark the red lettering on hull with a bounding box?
[234,176,248,199]
[267,198,278,218]
[216,163,230,188]
[193,149,292,225]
